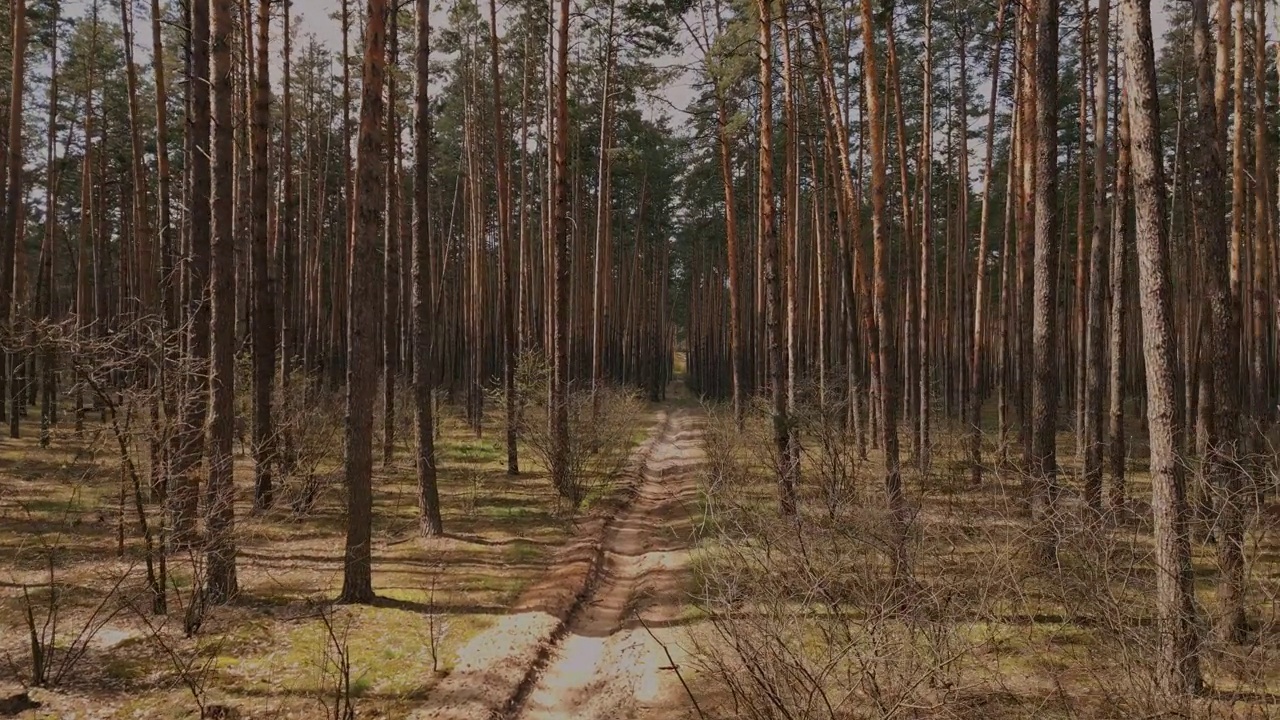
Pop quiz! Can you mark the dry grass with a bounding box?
[0,385,651,719]
[687,398,1280,719]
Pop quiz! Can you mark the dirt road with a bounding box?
[411,407,703,720]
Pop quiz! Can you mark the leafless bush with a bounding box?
[6,506,130,688]
[127,597,226,718]
[314,603,359,720]
[691,404,1280,718]
[273,382,344,516]
[513,351,644,509]
[790,381,866,520]
[690,422,968,719]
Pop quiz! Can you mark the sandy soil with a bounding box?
[411,408,703,720]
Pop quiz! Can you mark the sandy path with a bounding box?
[505,408,703,720]
[410,408,702,720]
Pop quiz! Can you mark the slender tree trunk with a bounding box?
[1190,0,1246,645]
[414,0,443,536]
[859,0,907,568]
[550,0,571,501]
[383,13,400,466]
[760,0,797,516]
[1030,0,1063,564]
[490,0,518,475]
[206,0,239,603]
[919,0,932,473]
[251,0,276,511]
[172,0,212,549]
[1118,0,1204,692]
[1082,0,1112,514]
[969,0,1007,484]
[1108,85,1131,509]
[341,0,388,604]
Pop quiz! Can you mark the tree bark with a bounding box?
[251,0,276,512]
[206,0,239,603]
[341,0,388,604]
[413,0,442,536]
[1118,0,1204,691]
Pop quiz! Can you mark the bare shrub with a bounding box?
[314,603,359,720]
[8,523,130,688]
[273,382,344,515]
[688,401,1280,718]
[513,351,644,509]
[127,597,226,718]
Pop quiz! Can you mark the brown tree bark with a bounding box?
[251,0,276,511]
[206,0,239,603]
[968,0,1008,484]
[414,0,443,536]
[1030,0,1062,564]
[172,0,213,549]
[760,0,797,516]
[550,0,571,499]
[859,0,906,559]
[341,0,388,604]
[1190,0,1246,645]
[1108,86,1131,509]
[1082,0,1111,513]
[1118,0,1204,691]
[490,0,518,475]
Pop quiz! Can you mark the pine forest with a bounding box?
[0,0,1279,715]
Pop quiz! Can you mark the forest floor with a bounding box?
[0,391,685,720]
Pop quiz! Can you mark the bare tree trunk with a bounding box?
[75,1,101,437]
[206,0,239,603]
[341,0,388,604]
[1030,0,1063,564]
[413,0,442,536]
[1249,0,1271,467]
[919,0,932,473]
[1082,0,1111,514]
[488,0,518,476]
[859,0,906,568]
[250,0,275,511]
[1118,0,1204,692]
[172,0,212,549]
[969,0,1008,484]
[760,0,797,516]
[1108,86,1131,509]
[383,13,400,466]
[550,0,571,501]
[1189,0,1246,645]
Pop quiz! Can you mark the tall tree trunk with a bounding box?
[919,0,932,473]
[75,1,100,437]
[251,0,276,511]
[1189,0,1245,645]
[1249,0,1270,465]
[1108,85,1131,509]
[1118,0,1204,692]
[206,0,239,603]
[1082,0,1111,513]
[969,0,1008,484]
[759,0,797,516]
[859,0,906,568]
[341,0,388,604]
[490,0,518,475]
[383,12,400,466]
[549,0,572,502]
[413,0,442,536]
[172,0,212,549]
[1030,0,1062,564]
